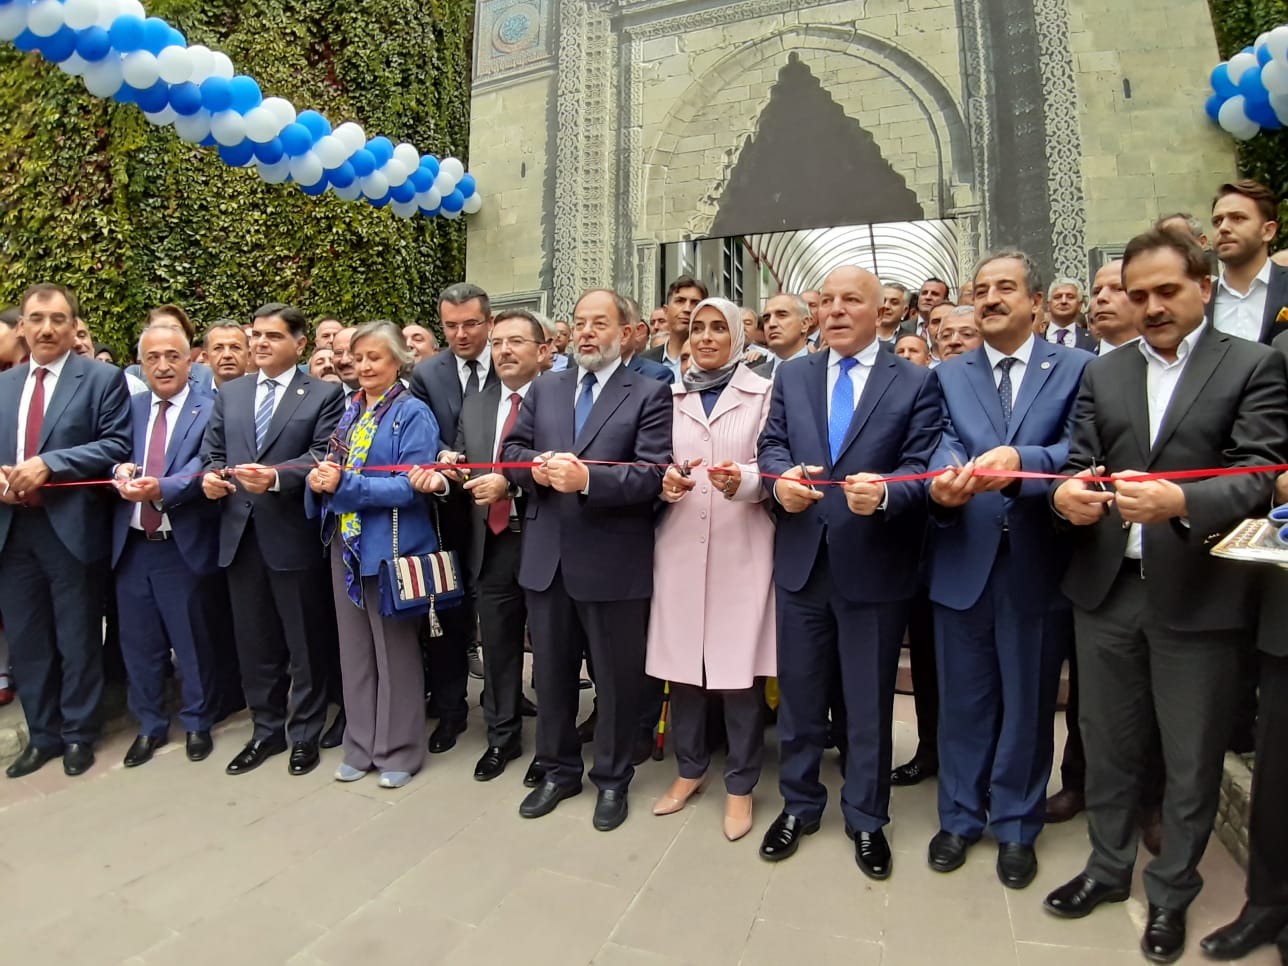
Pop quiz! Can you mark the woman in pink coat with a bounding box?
[647,297,776,842]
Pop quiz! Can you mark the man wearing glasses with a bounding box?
[409,283,499,754]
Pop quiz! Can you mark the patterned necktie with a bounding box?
[997,357,1018,428]
[1056,328,1068,346]
[574,371,596,438]
[828,357,858,462]
[254,378,277,451]
[140,399,170,534]
[487,392,523,535]
[464,359,481,397]
[22,367,47,506]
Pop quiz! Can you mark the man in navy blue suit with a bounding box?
[111,324,224,768]
[922,250,1092,889]
[756,266,941,878]
[0,283,132,779]
[502,288,672,832]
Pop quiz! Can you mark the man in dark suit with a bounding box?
[756,266,941,879]
[1208,179,1288,347]
[1044,228,1288,963]
[1041,278,1099,352]
[409,282,499,753]
[640,276,707,380]
[111,324,223,767]
[621,297,674,385]
[444,310,549,781]
[0,283,132,778]
[201,302,344,778]
[502,288,672,832]
[899,277,951,342]
[750,293,812,379]
[922,250,1092,889]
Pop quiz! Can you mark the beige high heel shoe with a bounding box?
[724,793,753,841]
[653,775,706,815]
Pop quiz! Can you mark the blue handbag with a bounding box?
[377,504,465,633]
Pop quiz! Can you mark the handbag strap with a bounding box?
[391,506,399,558]
[392,495,444,559]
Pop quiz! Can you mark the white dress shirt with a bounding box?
[983,333,1037,409]
[1096,335,1140,357]
[456,347,492,394]
[825,339,881,412]
[1213,258,1271,342]
[771,345,810,378]
[130,385,190,532]
[1124,323,1205,558]
[15,351,70,463]
[493,382,531,460]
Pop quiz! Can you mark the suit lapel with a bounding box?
[0,372,21,462]
[1147,328,1228,465]
[963,350,1007,440]
[677,387,707,428]
[574,366,630,454]
[1005,342,1058,443]
[807,353,830,459]
[131,394,149,465]
[165,396,205,474]
[834,354,896,466]
[258,370,307,457]
[38,357,86,451]
[477,383,501,462]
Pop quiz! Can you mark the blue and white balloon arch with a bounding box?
[0,0,481,219]
[1206,26,1288,142]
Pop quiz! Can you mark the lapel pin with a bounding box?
[296,388,305,396]
[1040,361,1051,369]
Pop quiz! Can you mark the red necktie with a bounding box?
[487,392,522,535]
[140,399,170,534]
[22,367,46,506]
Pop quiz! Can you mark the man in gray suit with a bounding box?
[0,283,132,778]
[201,303,345,778]
[1044,228,1288,963]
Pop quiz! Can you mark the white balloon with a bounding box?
[241,107,280,143]
[289,152,324,186]
[441,207,461,220]
[390,198,419,219]
[383,159,410,188]
[0,2,30,42]
[1257,32,1272,53]
[332,181,364,201]
[173,110,211,143]
[432,172,457,195]
[59,52,90,76]
[1218,95,1260,140]
[186,45,215,84]
[392,142,420,171]
[63,0,100,31]
[144,105,178,126]
[333,122,366,153]
[462,192,482,214]
[156,45,192,85]
[121,51,161,89]
[93,0,123,29]
[209,50,235,80]
[416,187,442,210]
[82,57,125,98]
[440,156,465,181]
[360,171,389,199]
[209,110,247,146]
[1228,52,1260,86]
[313,135,350,170]
[1263,60,1288,96]
[256,157,292,184]
[27,0,66,38]
[122,0,146,18]
[261,96,297,128]
[1269,26,1288,64]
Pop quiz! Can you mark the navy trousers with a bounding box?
[115,531,218,737]
[775,547,907,833]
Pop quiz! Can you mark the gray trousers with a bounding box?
[1075,567,1241,910]
[330,543,426,775]
[670,681,765,796]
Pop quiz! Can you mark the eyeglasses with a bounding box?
[489,337,539,350]
[442,320,487,332]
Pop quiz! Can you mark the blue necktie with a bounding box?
[997,357,1018,429]
[574,371,596,438]
[828,357,858,462]
[254,379,277,451]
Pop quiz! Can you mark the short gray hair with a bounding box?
[527,310,558,343]
[946,304,976,319]
[352,320,415,376]
[622,296,643,326]
[973,249,1044,298]
[439,282,491,319]
[1047,276,1083,301]
[882,281,909,296]
[771,292,811,321]
[1156,212,1204,238]
[137,322,190,359]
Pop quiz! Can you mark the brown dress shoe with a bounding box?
[1045,788,1085,823]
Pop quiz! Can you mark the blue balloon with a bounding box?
[228,75,262,114]
[441,189,465,213]
[279,122,314,157]
[1211,63,1237,99]
[301,177,330,197]
[142,17,171,54]
[12,29,40,52]
[391,181,417,203]
[199,133,217,147]
[366,136,393,166]
[253,137,284,164]
[108,15,147,53]
[296,110,331,140]
[135,80,170,112]
[113,84,138,104]
[421,204,441,217]
[1259,44,1274,66]
[329,161,356,188]
[200,77,233,113]
[75,26,112,61]
[456,173,476,197]
[419,155,439,178]
[408,168,432,193]
[1239,66,1267,102]
[218,141,255,167]
[37,26,78,62]
[1248,96,1282,129]
[350,149,376,177]
[167,28,185,48]
[369,190,392,208]
[1206,94,1224,122]
[169,82,203,115]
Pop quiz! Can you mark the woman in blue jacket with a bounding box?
[307,320,444,788]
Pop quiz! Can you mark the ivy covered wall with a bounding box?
[0,0,474,355]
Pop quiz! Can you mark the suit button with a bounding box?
[699,511,707,519]
[244,501,252,508]
[701,486,709,494]
[699,536,706,543]
[703,434,709,442]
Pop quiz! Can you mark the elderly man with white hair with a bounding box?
[1041,277,1097,351]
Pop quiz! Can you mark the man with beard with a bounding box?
[502,288,672,831]
[642,276,708,380]
[1208,179,1288,346]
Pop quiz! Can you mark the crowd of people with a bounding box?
[2,177,1288,964]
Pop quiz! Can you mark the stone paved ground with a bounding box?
[0,681,1276,966]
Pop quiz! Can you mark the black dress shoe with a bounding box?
[758,811,820,862]
[891,757,938,786]
[123,735,166,768]
[522,758,546,788]
[1042,874,1130,919]
[473,743,521,782]
[1142,903,1186,963]
[927,829,971,873]
[288,741,320,776]
[996,842,1038,890]
[428,718,467,754]
[185,731,213,762]
[576,709,598,745]
[5,743,62,779]
[519,780,582,818]
[593,788,629,831]
[520,695,538,717]
[1200,904,1288,960]
[225,738,287,775]
[319,710,346,749]
[849,827,892,880]
[63,742,95,776]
